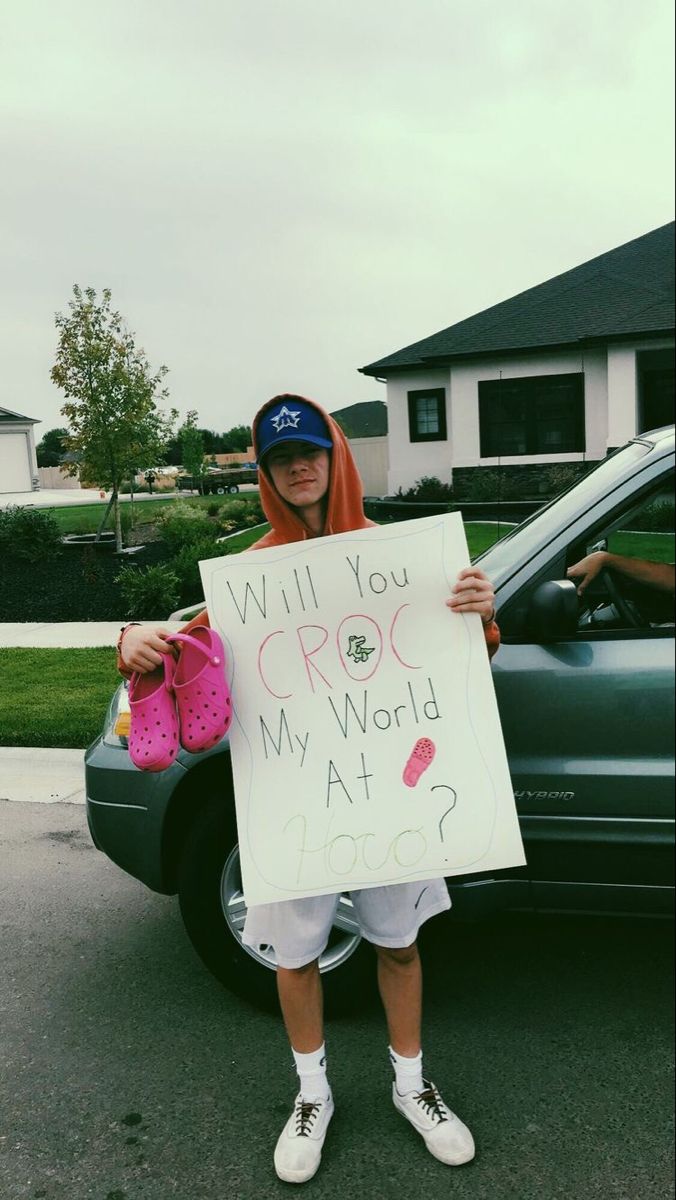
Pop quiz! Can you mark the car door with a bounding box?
[491,471,675,913]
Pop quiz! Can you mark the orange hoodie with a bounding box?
[118,395,499,668]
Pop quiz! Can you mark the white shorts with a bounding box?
[242,878,451,969]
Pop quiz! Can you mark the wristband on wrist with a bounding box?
[481,609,496,626]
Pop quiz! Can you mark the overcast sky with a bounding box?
[2,0,674,440]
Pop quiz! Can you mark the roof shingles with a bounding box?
[361,222,674,375]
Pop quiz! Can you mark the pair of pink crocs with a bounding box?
[127,626,232,772]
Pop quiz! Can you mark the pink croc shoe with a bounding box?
[128,654,180,772]
[166,626,232,753]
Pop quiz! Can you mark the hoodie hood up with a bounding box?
[250,394,376,549]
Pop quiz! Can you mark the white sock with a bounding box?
[292,1043,330,1101]
[389,1046,424,1095]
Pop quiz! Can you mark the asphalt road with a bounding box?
[1,800,673,1200]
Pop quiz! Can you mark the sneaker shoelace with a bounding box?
[294,1098,322,1137]
[414,1082,449,1124]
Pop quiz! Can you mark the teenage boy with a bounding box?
[119,394,500,1184]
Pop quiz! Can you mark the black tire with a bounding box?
[227,484,240,494]
[177,795,373,1013]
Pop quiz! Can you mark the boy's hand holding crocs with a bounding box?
[446,567,495,624]
[119,624,177,673]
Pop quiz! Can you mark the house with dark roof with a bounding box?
[360,222,674,495]
[0,407,40,494]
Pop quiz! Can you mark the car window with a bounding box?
[477,436,657,580]
[569,476,675,633]
[498,468,675,640]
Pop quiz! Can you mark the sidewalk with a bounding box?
[0,486,257,509]
[0,747,86,804]
[0,621,184,647]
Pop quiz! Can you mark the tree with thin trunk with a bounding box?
[180,411,206,494]
[51,285,177,551]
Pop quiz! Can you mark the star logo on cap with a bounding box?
[270,405,301,432]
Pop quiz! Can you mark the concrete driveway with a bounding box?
[0,486,258,509]
[0,487,109,508]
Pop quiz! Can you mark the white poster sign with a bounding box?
[200,514,525,907]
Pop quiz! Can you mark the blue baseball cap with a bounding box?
[256,398,333,463]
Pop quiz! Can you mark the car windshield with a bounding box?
[476,437,659,579]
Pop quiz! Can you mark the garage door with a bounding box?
[0,432,32,493]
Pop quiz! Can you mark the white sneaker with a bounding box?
[274,1091,335,1184]
[392,1079,475,1166]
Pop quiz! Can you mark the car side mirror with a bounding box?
[527,580,579,642]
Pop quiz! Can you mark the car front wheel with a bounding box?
[177,795,372,1012]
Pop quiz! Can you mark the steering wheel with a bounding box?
[600,569,648,629]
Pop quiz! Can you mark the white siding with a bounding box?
[385,369,451,494]
[0,431,33,493]
[383,338,674,493]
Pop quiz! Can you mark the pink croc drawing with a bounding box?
[166,626,233,753]
[403,737,436,788]
[128,654,180,773]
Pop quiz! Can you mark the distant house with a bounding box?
[360,222,674,495]
[331,400,388,438]
[330,401,389,496]
[0,407,40,494]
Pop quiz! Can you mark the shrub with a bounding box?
[396,476,454,503]
[114,562,181,619]
[0,505,62,561]
[119,481,152,495]
[462,470,502,501]
[173,537,230,598]
[215,497,249,523]
[545,464,587,497]
[206,502,220,517]
[246,497,265,523]
[627,497,674,533]
[158,503,217,551]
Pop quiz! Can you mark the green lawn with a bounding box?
[224,524,270,551]
[465,521,516,558]
[608,530,675,563]
[0,648,121,748]
[46,493,261,535]
[218,520,513,559]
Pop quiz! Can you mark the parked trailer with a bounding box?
[178,467,258,494]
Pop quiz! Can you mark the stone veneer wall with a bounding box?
[451,461,594,501]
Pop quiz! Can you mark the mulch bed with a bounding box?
[0,538,179,622]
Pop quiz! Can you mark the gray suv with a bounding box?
[85,427,675,1008]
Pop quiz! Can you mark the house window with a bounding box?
[638,349,675,433]
[407,388,447,442]
[479,373,585,457]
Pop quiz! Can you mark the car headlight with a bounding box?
[102,681,131,748]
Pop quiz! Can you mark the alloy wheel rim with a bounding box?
[220,845,362,973]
